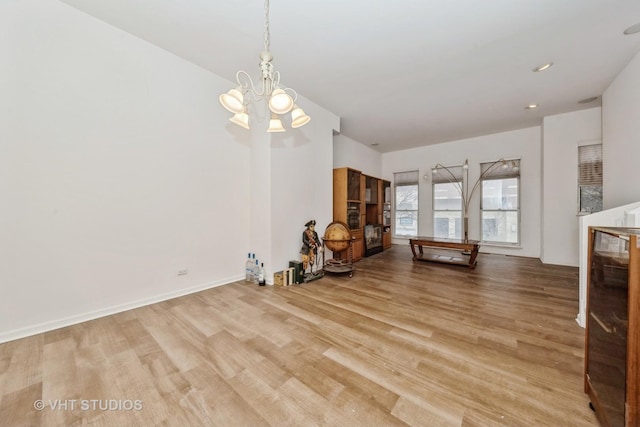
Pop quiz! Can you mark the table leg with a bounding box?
[468,246,479,268]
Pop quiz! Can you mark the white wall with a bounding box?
[541,108,602,266]
[572,50,640,327]
[0,0,339,342]
[333,134,382,178]
[602,51,640,208]
[382,127,542,258]
[270,98,339,277]
[0,0,251,342]
[576,201,640,327]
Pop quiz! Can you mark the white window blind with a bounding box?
[481,159,520,179]
[432,165,463,184]
[578,144,603,186]
[394,171,419,186]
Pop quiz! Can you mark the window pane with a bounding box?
[434,211,462,239]
[482,211,518,243]
[580,185,603,213]
[433,182,462,210]
[482,178,518,210]
[395,211,418,236]
[395,185,418,210]
[395,183,418,236]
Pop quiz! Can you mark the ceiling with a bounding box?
[59,0,640,153]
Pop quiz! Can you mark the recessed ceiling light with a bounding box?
[624,22,640,35]
[532,62,553,72]
[525,104,538,109]
[578,96,599,104]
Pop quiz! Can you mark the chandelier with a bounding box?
[219,0,310,132]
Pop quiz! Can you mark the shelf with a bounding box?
[334,169,391,261]
[585,226,640,427]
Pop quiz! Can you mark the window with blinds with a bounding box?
[480,159,520,244]
[578,144,603,214]
[393,171,419,236]
[432,165,463,239]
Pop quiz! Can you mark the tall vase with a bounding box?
[463,215,469,243]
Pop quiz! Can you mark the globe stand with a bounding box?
[322,221,355,278]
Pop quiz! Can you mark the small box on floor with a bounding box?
[274,271,285,286]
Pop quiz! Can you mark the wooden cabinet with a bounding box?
[382,180,392,249]
[585,226,640,427]
[365,175,380,225]
[333,168,363,261]
[333,168,361,229]
[333,169,392,260]
[351,229,363,262]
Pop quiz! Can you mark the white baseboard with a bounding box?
[575,311,586,328]
[0,275,242,344]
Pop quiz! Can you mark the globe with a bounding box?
[323,221,352,253]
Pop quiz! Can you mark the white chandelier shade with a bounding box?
[219,88,244,115]
[267,115,286,133]
[268,89,294,115]
[219,0,310,132]
[291,105,311,128]
[229,108,250,129]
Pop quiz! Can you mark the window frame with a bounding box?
[393,171,419,237]
[480,159,521,246]
[578,143,603,215]
[432,165,464,239]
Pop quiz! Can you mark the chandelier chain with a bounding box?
[263,0,270,53]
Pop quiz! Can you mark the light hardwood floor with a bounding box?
[0,245,599,426]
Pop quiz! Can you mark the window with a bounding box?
[480,159,520,244]
[578,144,603,214]
[432,165,463,239]
[394,171,419,236]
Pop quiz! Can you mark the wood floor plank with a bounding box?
[0,245,599,426]
[0,335,43,398]
[0,382,43,427]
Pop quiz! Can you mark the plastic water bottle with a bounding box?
[245,253,252,282]
[253,259,259,284]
